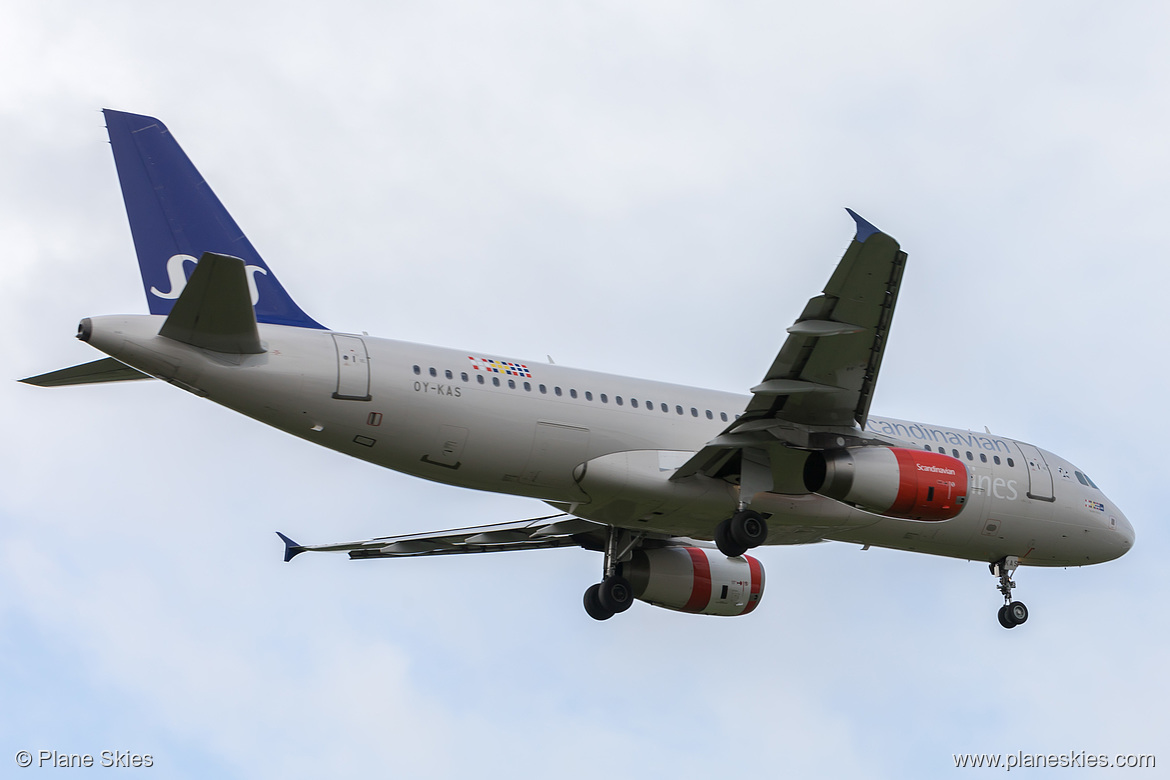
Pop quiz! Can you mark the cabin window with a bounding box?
[661,403,668,413]
[523,382,531,391]
[691,407,699,417]
[631,398,639,408]
[508,379,516,389]
[570,389,578,399]
[555,386,562,396]
[720,412,728,422]
[477,375,485,385]
[429,367,437,377]
[585,391,593,401]
[676,405,684,415]
[600,394,609,403]
[952,449,959,458]
[616,396,623,406]
[539,384,547,394]
[966,451,974,461]
[980,453,987,463]
[993,455,1001,465]
[705,410,713,419]
[1007,457,1015,468]
[924,445,932,452]
[461,372,469,382]
[413,365,421,375]
[492,377,500,387]
[445,369,453,380]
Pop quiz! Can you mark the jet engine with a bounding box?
[620,547,764,616]
[803,446,968,521]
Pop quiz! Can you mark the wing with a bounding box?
[277,514,608,561]
[673,210,906,483]
[277,513,718,562]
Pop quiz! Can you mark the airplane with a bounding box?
[21,109,1134,628]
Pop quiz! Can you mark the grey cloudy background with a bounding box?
[2,1,1167,777]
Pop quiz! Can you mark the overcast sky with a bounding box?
[2,2,1167,777]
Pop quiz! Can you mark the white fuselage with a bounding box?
[83,314,1135,568]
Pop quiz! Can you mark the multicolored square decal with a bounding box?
[468,356,532,378]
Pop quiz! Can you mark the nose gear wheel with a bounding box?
[991,556,1029,629]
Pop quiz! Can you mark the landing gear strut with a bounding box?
[583,527,642,621]
[715,509,768,558]
[991,556,1029,629]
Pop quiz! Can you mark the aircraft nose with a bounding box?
[1114,510,1136,553]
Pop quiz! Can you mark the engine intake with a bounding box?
[622,547,764,616]
[803,446,968,521]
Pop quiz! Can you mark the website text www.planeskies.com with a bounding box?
[953,751,1155,771]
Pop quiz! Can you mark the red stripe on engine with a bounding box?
[740,555,764,615]
[683,547,712,613]
[889,448,919,515]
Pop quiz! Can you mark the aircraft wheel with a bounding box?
[729,509,768,549]
[997,605,1015,629]
[584,583,614,621]
[715,520,748,558]
[1007,601,1029,626]
[598,575,634,614]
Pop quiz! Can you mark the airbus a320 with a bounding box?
[22,110,1135,628]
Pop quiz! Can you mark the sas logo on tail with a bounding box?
[150,254,269,305]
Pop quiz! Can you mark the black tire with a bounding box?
[1007,601,1029,626]
[997,605,1015,629]
[583,583,614,621]
[715,519,748,558]
[599,575,634,614]
[729,510,768,549]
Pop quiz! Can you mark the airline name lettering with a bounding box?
[971,474,1020,501]
[414,381,462,398]
[151,254,269,305]
[917,463,956,476]
[870,418,1012,454]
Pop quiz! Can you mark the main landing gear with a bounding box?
[714,509,769,558]
[583,527,643,621]
[991,556,1029,629]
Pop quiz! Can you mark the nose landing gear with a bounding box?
[991,556,1029,629]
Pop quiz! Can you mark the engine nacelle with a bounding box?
[621,547,764,616]
[803,447,968,521]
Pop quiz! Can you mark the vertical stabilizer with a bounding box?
[103,109,325,329]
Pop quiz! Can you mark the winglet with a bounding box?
[276,532,306,562]
[845,208,882,242]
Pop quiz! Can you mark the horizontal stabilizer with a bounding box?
[159,253,265,354]
[20,357,153,387]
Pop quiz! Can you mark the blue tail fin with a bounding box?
[103,109,325,329]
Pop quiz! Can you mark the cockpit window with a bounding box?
[1078,471,1100,490]
[1075,471,1089,487]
